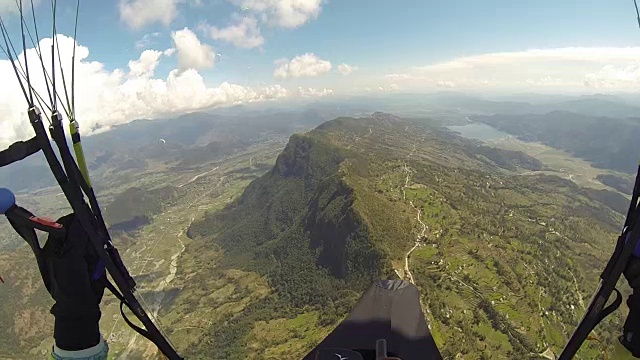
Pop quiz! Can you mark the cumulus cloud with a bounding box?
[0,35,288,148]
[297,87,333,97]
[200,15,264,49]
[411,47,640,90]
[337,63,357,76]
[171,28,216,71]
[273,53,331,79]
[128,50,163,78]
[229,0,323,28]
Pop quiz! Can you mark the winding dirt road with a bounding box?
[401,164,428,285]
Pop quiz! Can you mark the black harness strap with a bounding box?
[0,136,40,167]
[4,204,67,294]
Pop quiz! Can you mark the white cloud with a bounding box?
[135,32,161,50]
[385,73,423,81]
[273,53,331,79]
[584,64,640,89]
[416,48,640,72]
[0,0,16,14]
[229,0,323,28]
[0,35,289,148]
[171,28,216,71]
[436,80,456,88]
[526,76,566,87]
[128,50,163,78]
[410,47,640,90]
[337,63,357,76]
[375,84,399,92]
[201,15,264,49]
[119,0,201,29]
[119,0,179,29]
[297,87,333,97]
[0,0,39,15]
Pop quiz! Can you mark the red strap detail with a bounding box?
[29,216,63,229]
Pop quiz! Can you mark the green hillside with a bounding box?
[171,114,626,359]
[103,186,180,232]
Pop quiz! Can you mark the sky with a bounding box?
[1,0,640,146]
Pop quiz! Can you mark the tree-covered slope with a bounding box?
[187,129,404,310]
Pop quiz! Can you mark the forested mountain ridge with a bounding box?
[188,119,408,304]
[172,113,626,359]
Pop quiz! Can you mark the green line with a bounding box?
[70,120,91,187]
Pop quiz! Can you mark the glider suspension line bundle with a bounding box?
[558,163,640,359]
[0,1,182,358]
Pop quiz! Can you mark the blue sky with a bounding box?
[5,0,639,82]
[2,0,640,145]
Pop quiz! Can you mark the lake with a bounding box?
[447,123,512,142]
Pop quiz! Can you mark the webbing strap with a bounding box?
[0,137,40,167]
[6,213,52,293]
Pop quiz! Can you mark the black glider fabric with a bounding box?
[43,213,106,351]
[305,280,442,360]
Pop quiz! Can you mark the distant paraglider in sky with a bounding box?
[159,139,166,144]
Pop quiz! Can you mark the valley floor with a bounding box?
[96,141,285,358]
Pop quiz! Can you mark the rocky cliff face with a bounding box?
[190,130,384,284]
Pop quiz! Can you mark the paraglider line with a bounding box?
[50,0,57,110]
[21,8,71,118]
[18,0,34,106]
[72,0,79,117]
[0,18,30,104]
[30,0,54,106]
